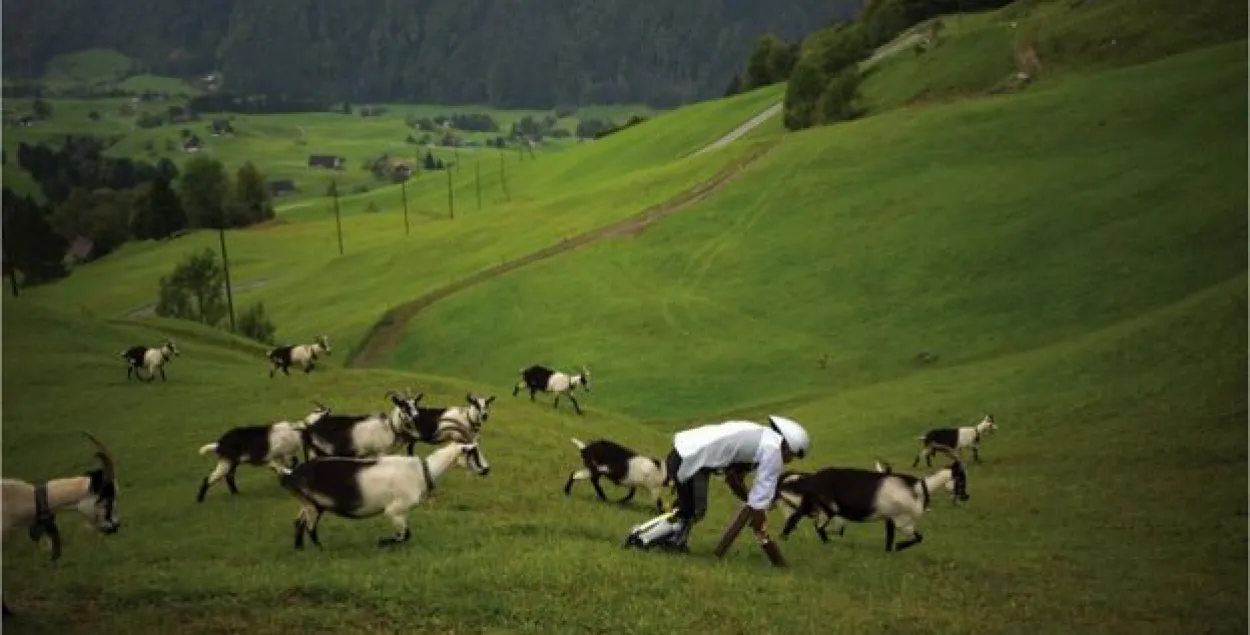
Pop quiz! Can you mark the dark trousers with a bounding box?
[665,449,710,525]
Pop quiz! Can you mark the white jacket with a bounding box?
[673,420,785,511]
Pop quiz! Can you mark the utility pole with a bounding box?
[218,225,236,332]
[446,167,454,220]
[499,147,510,201]
[401,177,410,235]
[332,178,344,255]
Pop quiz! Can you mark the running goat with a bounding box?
[774,457,969,552]
[399,393,495,455]
[773,455,963,542]
[2,432,119,617]
[268,335,331,378]
[195,403,331,502]
[121,338,180,382]
[913,414,998,467]
[280,440,491,549]
[513,364,591,414]
[300,390,422,459]
[564,438,669,512]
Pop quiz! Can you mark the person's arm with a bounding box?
[745,449,784,534]
[724,466,750,502]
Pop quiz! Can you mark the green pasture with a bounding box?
[2,1,1247,632]
[389,40,1248,420]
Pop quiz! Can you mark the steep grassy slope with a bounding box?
[19,85,784,359]
[389,40,1248,420]
[3,253,1243,634]
[858,0,1248,113]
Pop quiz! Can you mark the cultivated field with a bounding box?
[3,0,1246,633]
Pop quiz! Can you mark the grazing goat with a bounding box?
[195,403,331,502]
[2,432,119,616]
[399,393,495,455]
[268,335,331,378]
[121,338,180,382]
[513,364,591,414]
[300,390,422,459]
[280,440,491,549]
[564,438,669,512]
[913,414,997,467]
[774,458,969,552]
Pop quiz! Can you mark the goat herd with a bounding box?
[2,332,1000,616]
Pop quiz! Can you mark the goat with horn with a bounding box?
[2,432,120,616]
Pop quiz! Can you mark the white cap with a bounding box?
[767,415,810,458]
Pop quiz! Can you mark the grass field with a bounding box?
[390,40,1248,421]
[3,0,1247,632]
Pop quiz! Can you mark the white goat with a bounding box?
[913,414,998,467]
[279,440,491,549]
[513,364,591,414]
[2,432,120,616]
[121,338,180,382]
[268,335,331,378]
[195,403,331,502]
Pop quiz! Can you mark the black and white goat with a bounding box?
[2,432,119,616]
[121,338,180,382]
[195,403,331,502]
[773,455,962,541]
[267,335,331,378]
[563,438,669,512]
[513,364,591,414]
[279,440,491,549]
[913,414,997,467]
[300,390,422,459]
[399,393,495,455]
[774,457,969,552]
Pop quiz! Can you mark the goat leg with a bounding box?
[589,476,609,501]
[884,519,897,552]
[780,497,812,539]
[616,487,637,504]
[307,510,324,548]
[568,394,582,415]
[894,530,924,552]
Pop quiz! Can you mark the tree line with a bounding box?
[2,135,275,295]
[723,0,1019,132]
[2,0,859,109]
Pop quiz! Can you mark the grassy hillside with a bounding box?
[19,85,784,358]
[3,224,1244,635]
[858,0,1247,113]
[388,40,1248,420]
[4,1,1246,632]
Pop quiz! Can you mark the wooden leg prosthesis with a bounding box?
[713,504,787,567]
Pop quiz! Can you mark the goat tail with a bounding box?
[569,437,586,450]
[198,443,218,456]
[874,458,893,473]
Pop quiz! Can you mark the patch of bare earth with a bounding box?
[346,141,777,368]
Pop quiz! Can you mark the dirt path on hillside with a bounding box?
[345,141,777,368]
[690,102,784,157]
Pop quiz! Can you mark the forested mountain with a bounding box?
[2,0,860,108]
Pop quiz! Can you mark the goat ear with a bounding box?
[465,393,474,404]
[486,395,496,405]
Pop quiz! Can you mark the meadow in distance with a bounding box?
[1,0,1247,633]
